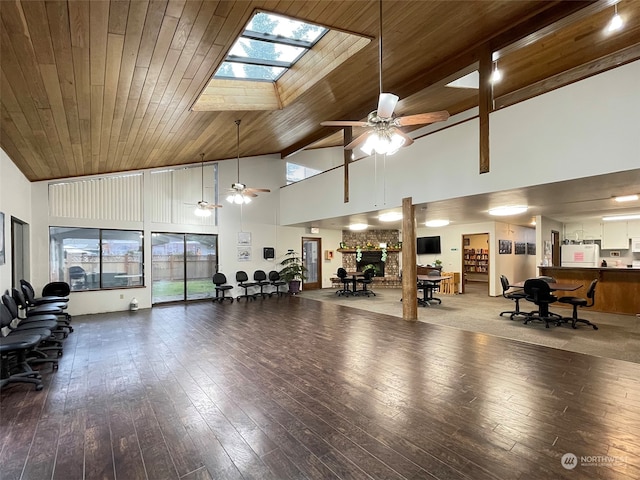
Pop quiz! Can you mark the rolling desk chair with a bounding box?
[558,279,599,330]
[499,275,528,319]
[523,278,560,328]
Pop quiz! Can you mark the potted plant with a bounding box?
[278,249,308,294]
[433,259,443,269]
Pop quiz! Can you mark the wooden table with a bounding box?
[511,279,582,320]
[345,271,365,295]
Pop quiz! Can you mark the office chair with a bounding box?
[212,273,234,303]
[235,271,257,301]
[499,275,528,319]
[3,293,69,340]
[336,268,352,296]
[268,271,287,297]
[422,270,442,305]
[523,278,559,328]
[20,279,69,306]
[0,321,44,391]
[253,270,271,298]
[558,279,599,330]
[356,268,376,296]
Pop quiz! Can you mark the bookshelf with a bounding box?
[464,248,488,275]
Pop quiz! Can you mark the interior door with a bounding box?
[551,230,560,266]
[302,237,321,290]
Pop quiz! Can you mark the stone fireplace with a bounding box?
[357,251,385,277]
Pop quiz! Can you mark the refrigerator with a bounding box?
[561,244,600,267]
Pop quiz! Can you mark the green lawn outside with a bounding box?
[152,279,214,302]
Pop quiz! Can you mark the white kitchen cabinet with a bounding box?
[564,222,584,241]
[602,222,629,249]
[627,220,640,238]
[581,221,602,240]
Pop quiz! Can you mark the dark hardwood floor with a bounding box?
[2,296,639,479]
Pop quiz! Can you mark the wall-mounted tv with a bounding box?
[417,236,441,254]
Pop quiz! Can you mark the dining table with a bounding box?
[345,271,365,295]
[510,279,582,319]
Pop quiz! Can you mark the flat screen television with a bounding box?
[417,236,441,254]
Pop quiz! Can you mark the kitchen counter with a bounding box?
[538,266,640,315]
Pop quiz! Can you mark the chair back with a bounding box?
[2,292,19,320]
[11,288,29,310]
[524,278,553,303]
[236,271,249,283]
[253,270,267,282]
[337,268,347,279]
[42,282,71,297]
[1,303,14,329]
[268,270,280,281]
[20,282,37,305]
[537,276,556,283]
[363,268,375,280]
[213,273,227,286]
[500,275,509,293]
[586,279,598,301]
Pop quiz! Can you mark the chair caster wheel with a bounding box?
[35,384,43,391]
[58,351,63,357]
[593,325,598,330]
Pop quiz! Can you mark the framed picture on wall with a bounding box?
[498,239,512,254]
[514,242,526,255]
[0,211,4,265]
[237,246,251,261]
[237,232,251,246]
[527,243,536,255]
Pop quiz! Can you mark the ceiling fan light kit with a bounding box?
[226,120,270,205]
[321,0,449,157]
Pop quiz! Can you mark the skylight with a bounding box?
[215,12,328,82]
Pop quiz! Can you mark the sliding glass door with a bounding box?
[152,232,218,304]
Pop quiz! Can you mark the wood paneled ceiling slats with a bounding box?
[1,1,638,181]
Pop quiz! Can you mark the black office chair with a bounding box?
[212,273,234,303]
[235,271,257,301]
[0,315,44,391]
[356,268,376,296]
[268,270,287,297]
[558,279,599,330]
[499,275,528,319]
[422,270,442,305]
[21,279,69,306]
[523,278,559,328]
[336,268,352,296]
[253,270,271,298]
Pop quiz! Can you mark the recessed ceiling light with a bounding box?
[602,214,640,222]
[614,194,639,203]
[425,219,450,227]
[379,212,402,222]
[349,223,368,231]
[488,205,528,216]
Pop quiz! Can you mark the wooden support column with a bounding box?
[401,197,417,321]
[479,44,492,174]
[343,126,352,203]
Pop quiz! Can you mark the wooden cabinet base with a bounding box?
[539,267,640,315]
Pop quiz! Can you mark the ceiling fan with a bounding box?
[193,153,222,217]
[321,0,449,156]
[226,119,270,204]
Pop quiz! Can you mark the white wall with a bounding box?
[0,149,32,289]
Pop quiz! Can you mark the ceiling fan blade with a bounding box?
[205,204,223,209]
[344,131,373,151]
[395,111,450,126]
[377,93,399,118]
[321,120,369,127]
[245,187,271,193]
[393,129,414,147]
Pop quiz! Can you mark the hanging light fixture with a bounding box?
[225,120,269,204]
[490,59,502,84]
[194,153,220,217]
[606,3,624,33]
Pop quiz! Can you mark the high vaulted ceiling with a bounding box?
[1,0,639,184]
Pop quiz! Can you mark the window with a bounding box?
[286,162,322,184]
[50,227,143,291]
[214,11,328,81]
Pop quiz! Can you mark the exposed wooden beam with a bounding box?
[478,45,492,175]
[343,126,352,203]
[401,197,417,321]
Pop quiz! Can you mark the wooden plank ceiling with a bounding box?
[1,0,639,182]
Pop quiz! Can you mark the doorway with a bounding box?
[301,237,321,290]
[551,230,560,266]
[462,233,489,295]
[11,217,29,289]
[151,232,218,304]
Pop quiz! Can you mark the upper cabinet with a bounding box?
[563,222,602,241]
[602,222,629,249]
[627,220,640,238]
